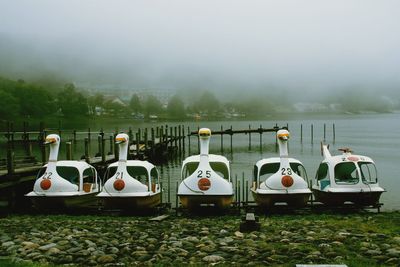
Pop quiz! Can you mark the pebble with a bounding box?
[38,243,57,251]
[234,231,244,238]
[202,255,225,263]
[97,254,115,263]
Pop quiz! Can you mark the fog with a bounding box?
[1,0,400,102]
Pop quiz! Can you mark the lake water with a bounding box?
[2,113,399,210]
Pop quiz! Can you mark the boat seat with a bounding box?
[83,183,93,193]
[320,180,330,190]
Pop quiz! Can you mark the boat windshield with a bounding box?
[36,167,46,179]
[104,166,149,183]
[56,166,80,185]
[334,162,359,184]
[259,162,308,181]
[358,162,378,184]
[181,161,230,180]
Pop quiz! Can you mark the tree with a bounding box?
[58,84,88,117]
[192,90,221,115]
[167,94,185,118]
[129,94,142,114]
[144,95,163,116]
[16,84,56,117]
[0,90,19,119]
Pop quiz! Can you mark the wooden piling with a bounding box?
[220,125,224,153]
[300,124,303,143]
[128,127,133,141]
[178,125,182,154]
[230,125,233,154]
[135,132,140,156]
[174,126,178,148]
[109,135,114,155]
[242,173,245,205]
[97,134,102,156]
[151,128,155,155]
[7,148,15,175]
[88,128,91,143]
[73,130,77,143]
[167,170,171,204]
[187,126,191,155]
[114,133,119,161]
[182,126,185,153]
[311,124,314,144]
[323,123,326,142]
[248,124,251,150]
[101,136,106,163]
[197,126,200,154]
[333,123,336,142]
[66,141,72,160]
[84,138,90,163]
[144,128,148,154]
[259,124,263,152]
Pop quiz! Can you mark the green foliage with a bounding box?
[167,94,185,118]
[190,90,221,114]
[144,95,163,116]
[129,94,142,113]
[0,90,20,119]
[57,83,88,117]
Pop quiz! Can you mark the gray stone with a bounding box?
[38,243,57,251]
[97,254,115,263]
[386,248,400,257]
[85,240,96,247]
[1,241,15,248]
[234,231,244,238]
[109,247,119,254]
[366,249,382,256]
[203,255,225,263]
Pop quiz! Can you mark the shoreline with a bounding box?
[1,211,399,266]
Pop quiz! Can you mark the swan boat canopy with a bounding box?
[26,134,101,209]
[312,144,385,206]
[97,133,162,209]
[178,128,234,209]
[251,129,312,208]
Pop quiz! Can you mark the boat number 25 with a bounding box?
[281,168,292,175]
[197,170,211,178]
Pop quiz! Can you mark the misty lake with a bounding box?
[2,113,399,211]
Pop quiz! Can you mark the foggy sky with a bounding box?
[1,0,400,98]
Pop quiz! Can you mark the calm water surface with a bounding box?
[2,113,399,210]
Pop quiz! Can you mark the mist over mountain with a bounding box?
[1,0,400,112]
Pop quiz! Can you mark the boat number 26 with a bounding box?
[197,170,211,178]
[281,168,292,175]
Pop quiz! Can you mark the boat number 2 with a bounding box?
[281,168,292,175]
[197,170,211,178]
[115,172,123,179]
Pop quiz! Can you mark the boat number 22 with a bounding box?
[197,170,211,178]
[281,168,292,175]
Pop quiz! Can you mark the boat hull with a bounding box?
[252,190,310,208]
[179,194,233,209]
[99,193,161,210]
[28,192,99,210]
[312,189,384,206]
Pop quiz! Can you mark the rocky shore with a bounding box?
[0,211,399,266]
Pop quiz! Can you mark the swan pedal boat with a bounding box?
[97,133,162,210]
[178,128,234,209]
[26,134,101,210]
[312,145,385,206]
[251,129,312,208]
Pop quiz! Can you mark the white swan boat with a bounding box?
[312,145,385,206]
[177,128,233,209]
[251,129,311,208]
[97,133,162,209]
[26,134,101,209]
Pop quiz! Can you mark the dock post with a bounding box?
[323,123,326,142]
[101,136,106,163]
[259,124,263,152]
[6,148,15,175]
[88,128,91,143]
[242,172,245,206]
[73,130,77,143]
[97,134,102,157]
[151,128,155,156]
[187,126,191,155]
[144,128,148,156]
[170,127,173,155]
[128,127,133,141]
[333,123,336,143]
[135,132,140,157]
[235,174,238,206]
[220,125,224,153]
[165,125,168,143]
[58,120,62,137]
[168,170,171,204]
[109,135,114,155]
[84,138,90,163]
[10,122,14,149]
[182,126,186,153]
[230,125,233,154]
[248,124,251,150]
[66,141,72,160]
[178,125,182,154]
[301,124,303,143]
[197,126,200,154]
[114,133,119,161]
[40,140,46,166]
[156,127,160,138]
[160,126,164,142]
[311,124,314,144]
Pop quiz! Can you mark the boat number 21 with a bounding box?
[281,168,292,175]
[197,170,211,178]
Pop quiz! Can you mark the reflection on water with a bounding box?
[1,113,399,210]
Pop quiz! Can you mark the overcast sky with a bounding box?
[0,0,399,96]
